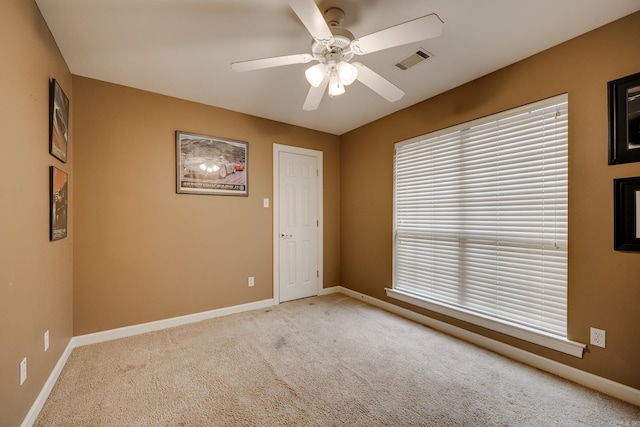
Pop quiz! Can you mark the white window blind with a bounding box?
[392,95,570,347]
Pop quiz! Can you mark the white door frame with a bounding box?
[273,144,323,304]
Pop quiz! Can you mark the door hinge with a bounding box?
[317,270,319,278]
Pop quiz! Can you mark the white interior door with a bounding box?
[275,147,321,303]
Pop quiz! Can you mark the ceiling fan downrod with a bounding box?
[323,7,345,27]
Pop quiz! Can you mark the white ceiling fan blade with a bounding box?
[288,0,334,46]
[303,75,329,111]
[353,63,404,102]
[232,54,314,72]
[351,14,443,55]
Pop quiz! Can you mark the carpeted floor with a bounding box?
[35,293,640,426]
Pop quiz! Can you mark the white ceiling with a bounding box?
[36,0,640,136]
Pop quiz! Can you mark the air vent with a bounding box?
[395,48,433,71]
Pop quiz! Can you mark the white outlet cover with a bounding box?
[44,330,50,351]
[590,327,606,348]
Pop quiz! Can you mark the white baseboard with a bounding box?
[319,286,341,295]
[22,289,640,427]
[72,298,274,347]
[22,298,274,426]
[336,286,640,407]
[21,340,74,427]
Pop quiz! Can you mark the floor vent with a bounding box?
[395,48,433,71]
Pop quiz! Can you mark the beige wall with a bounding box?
[72,77,340,335]
[4,2,640,424]
[341,12,640,389]
[0,1,73,425]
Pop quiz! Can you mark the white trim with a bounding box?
[319,286,341,295]
[20,288,640,426]
[20,340,74,427]
[73,298,274,347]
[386,288,585,358]
[336,286,640,407]
[21,298,275,426]
[273,144,324,304]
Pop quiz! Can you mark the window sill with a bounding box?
[385,288,586,358]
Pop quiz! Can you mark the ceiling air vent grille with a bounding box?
[395,48,433,71]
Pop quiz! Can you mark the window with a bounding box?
[389,94,583,357]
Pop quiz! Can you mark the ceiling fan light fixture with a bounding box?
[233,0,443,111]
[338,61,358,86]
[305,63,327,87]
[328,71,345,97]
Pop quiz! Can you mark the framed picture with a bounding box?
[50,166,68,241]
[49,79,70,163]
[176,131,248,196]
[614,176,640,252]
[608,71,640,165]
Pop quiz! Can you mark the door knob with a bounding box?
[281,233,293,239]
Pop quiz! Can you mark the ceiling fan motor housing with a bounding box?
[311,25,355,63]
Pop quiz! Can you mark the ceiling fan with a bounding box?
[231,0,443,111]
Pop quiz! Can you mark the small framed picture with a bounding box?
[49,79,70,163]
[608,71,640,165]
[50,166,68,241]
[613,176,640,252]
[176,131,248,196]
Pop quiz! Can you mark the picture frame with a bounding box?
[613,176,640,252]
[608,71,640,165]
[176,131,248,196]
[49,79,70,163]
[50,166,68,241]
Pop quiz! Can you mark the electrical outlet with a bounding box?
[263,198,270,208]
[248,276,255,287]
[44,330,50,351]
[590,327,606,348]
[20,358,27,385]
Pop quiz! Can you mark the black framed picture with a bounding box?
[50,166,68,241]
[49,79,70,163]
[176,131,248,196]
[608,71,640,165]
[613,176,640,252]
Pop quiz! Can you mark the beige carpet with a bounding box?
[35,294,639,426]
